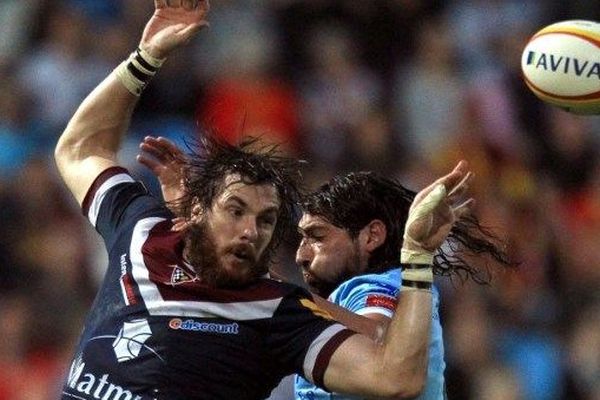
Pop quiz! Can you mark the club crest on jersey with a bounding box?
[170,265,197,285]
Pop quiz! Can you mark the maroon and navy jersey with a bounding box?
[61,167,355,400]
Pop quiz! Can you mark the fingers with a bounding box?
[163,0,206,11]
[139,136,182,164]
[444,162,475,219]
[182,0,197,10]
[136,154,162,176]
[453,198,475,220]
[178,21,210,41]
[156,136,185,158]
[151,136,185,159]
[438,160,469,191]
[171,217,192,232]
[200,0,210,13]
[447,171,473,205]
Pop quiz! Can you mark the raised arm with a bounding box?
[322,161,474,399]
[54,0,209,205]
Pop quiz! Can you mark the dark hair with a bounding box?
[178,134,303,264]
[301,171,513,283]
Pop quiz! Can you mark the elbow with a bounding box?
[393,379,425,400]
[54,134,69,170]
[54,132,76,173]
[379,381,424,400]
[376,366,427,400]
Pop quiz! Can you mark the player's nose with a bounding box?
[295,239,313,269]
[240,217,258,242]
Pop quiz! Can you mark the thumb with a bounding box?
[406,184,447,229]
[179,21,209,41]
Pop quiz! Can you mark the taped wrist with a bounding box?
[401,263,433,291]
[401,184,445,265]
[114,47,166,96]
[400,247,434,265]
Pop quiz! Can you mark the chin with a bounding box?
[306,277,338,298]
[215,262,258,289]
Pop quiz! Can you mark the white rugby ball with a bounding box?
[521,20,600,114]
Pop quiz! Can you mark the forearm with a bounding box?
[322,285,431,399]
[57,71,137,159]
[377,287,431,397]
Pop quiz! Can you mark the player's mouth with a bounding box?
[228,245,256,265]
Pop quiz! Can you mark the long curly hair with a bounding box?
[300,171,514,284]
[177,134,303,265]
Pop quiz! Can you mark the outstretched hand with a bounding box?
[137,136,187,207]
[141,0,210,59]
[402,161,474,263]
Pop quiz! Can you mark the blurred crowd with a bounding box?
[0,1,599,399]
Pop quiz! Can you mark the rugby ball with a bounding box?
[521,20,600,114]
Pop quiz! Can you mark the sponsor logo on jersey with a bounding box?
[112,319,153,362]
[119,253,137,305]
[66,355,143,400]
[168,318,239,334]
[366,294,397,311]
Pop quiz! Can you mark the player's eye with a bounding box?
[309,234,324,242]
[228,207,243,217]
[259,216,276,227]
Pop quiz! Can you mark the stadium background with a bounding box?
[0,1,599,399]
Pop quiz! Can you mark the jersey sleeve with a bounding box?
[81,166,171,248]
[267,287,356,392]
[330,270,401,319]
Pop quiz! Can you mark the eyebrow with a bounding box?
[297,223,327,235]
[226,195,280,215]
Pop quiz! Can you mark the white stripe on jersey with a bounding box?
[87,173,135,227]
[129,217,283,320]
[356,307,394,319]
[302,323,346,384]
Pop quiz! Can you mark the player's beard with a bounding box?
[305,246,363,298]
[184,221,269,289]
[304,277,340,299]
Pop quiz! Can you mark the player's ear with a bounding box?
[363,219,387,252]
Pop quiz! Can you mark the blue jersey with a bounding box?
[295,269,446,400]
[61,167,356,400]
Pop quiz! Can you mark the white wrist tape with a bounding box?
[401,267,433,283]
[401,248,434,265]
[401,183,446,264]
[114,48,166,96]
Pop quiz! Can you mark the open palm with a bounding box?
[141,0,210,58]
[404,161,474,253]
[137,136,187,206]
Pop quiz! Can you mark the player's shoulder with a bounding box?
[85,166,171,231]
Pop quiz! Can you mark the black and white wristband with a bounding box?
[115,47,166,96]
[401,263,433,291]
